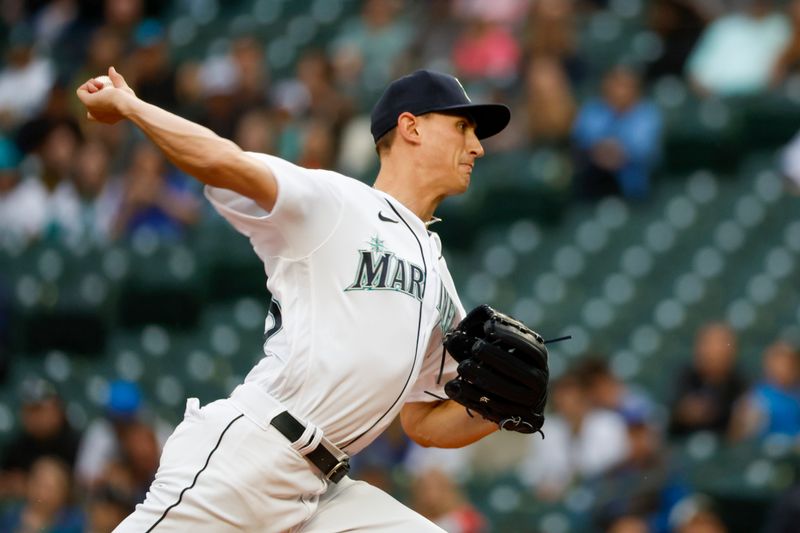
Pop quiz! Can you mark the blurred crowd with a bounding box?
[2,0,800,532]
[351,321,800,532]
[3,0,800,251]
[0,378,167,532]
[1,322,798,532]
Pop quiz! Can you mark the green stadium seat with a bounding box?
[685,170,720,204]
[653,298,686,332]
[140,324,172,359]
[118,243,206,329]
[510,297,545,330]
[533,271,567,306]
[185,349,216,383]
[603,273,636,306]
[660,97,744,174]
[192,220,267,302]
[113,348,145,383]
[582,297,615,331]
[574,219,609,254]
[232,297,268,331]
[644,220,677,254]
[740,94,800,151]
[39,349,73,384]
[552,245,586,279]
[154,373,185,409]
[714,219,746,255]
[620,245,654,279]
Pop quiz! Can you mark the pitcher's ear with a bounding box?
[397,112,422,145]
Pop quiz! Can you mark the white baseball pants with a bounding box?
[113,385,444,532]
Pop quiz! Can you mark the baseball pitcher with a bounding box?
[77,66,549,532]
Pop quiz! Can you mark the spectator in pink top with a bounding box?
[452,18,521,82]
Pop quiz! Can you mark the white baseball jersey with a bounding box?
[204,153,462,455]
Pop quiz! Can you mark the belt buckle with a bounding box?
[326,458,350,483]
[318,435,350,483]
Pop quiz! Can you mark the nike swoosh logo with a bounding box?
[378,211,399,223]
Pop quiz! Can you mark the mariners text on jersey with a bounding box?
[345,234,425,301]
[344,234,457,335]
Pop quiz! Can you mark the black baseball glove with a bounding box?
[442,304,549,435]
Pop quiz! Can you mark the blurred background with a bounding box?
[1,0,800,531]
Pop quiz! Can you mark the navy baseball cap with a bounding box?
[370,70,511,143]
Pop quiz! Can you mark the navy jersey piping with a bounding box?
[341,199,427,450]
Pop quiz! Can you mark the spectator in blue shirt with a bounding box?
[731,340,800,440]
[572,66,662,200]
[112,141,200,241]
[0,456,85,533]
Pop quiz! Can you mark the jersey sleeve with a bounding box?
[204,152,344,260]
[405,339,459,403]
